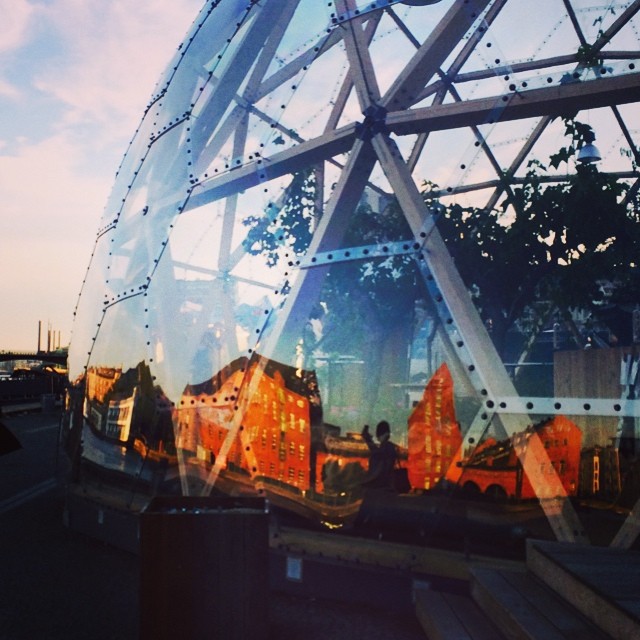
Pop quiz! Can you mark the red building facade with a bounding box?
[407,363,462,491]
[177,359,312,493]
[459,416,582,500]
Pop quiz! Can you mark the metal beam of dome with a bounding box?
[382,0,493,111]
[184,71,640,214]
[387,72,640,135]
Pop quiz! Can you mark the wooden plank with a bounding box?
[529,540,640,601]
[499,570,610,640]
[471,567,567,640]
[527,540,640,639]
[416,590,474,640]
[272,524,524,582]
[442,592,505,640]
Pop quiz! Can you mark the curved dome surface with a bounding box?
[69,0,640,546]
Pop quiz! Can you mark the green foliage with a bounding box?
[318,200,420,358]
[431,118,639,354]
[242,173,421,356]
[242,170,316,266]
[549,120,598,169]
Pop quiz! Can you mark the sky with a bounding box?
[0,0,202,352]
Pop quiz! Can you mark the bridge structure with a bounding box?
[0,351,68,367]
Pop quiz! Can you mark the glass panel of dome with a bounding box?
[89,293,149,372]
[68,231,114,381]
[68,0,640,551]
[164,199,227,274]
[97,111,160,231]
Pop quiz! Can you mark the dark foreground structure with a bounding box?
[4,409,640,638]
[0,409,424,639]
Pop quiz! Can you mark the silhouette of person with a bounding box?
[361,420,397,490]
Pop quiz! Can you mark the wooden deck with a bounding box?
[416,539,640,639]
[527,539,640,639]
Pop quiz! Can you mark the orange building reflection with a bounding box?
[82,357,584,511]
[407,363,461,491]
[177,357,319,494]
[459,416,582,500]
[406,363,582,500]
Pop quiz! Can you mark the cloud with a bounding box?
[1,133,110,235]
[0,0,35,53]
[32,0,201,141]
[0,0,202,350]
[0,78,20,99]
[0,133,110,350]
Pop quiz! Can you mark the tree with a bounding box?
[430,118,640,362]
[243,175,423,424]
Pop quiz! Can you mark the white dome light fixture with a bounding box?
[577,130,602,164]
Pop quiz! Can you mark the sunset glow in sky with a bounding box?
[0,0,201,351]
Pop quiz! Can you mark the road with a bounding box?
[0,410,63,513]
[0,409,140,639]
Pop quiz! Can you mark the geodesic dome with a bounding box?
[69,0,640,548]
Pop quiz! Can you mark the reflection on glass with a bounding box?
[67,0,640,555]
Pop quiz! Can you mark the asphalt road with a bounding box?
[0,410,427,640]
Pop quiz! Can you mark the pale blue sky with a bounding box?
[0,0,201,351]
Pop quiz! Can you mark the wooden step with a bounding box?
[470,566,610,640]
[527,539,640,640]
[415,589,505,640]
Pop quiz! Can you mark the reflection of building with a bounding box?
[86,367,121,404]
[178,357,319,493]
[316,433,369,495]
[104,389,136,442]
[84,362,174,453]
[406,363,582,500]
[460,416,582,500]
[580,445,621,499]
[407,363,461,491]
[178,355,416,499]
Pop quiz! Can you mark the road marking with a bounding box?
[28,423,60,435]
[0,478,58,515]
